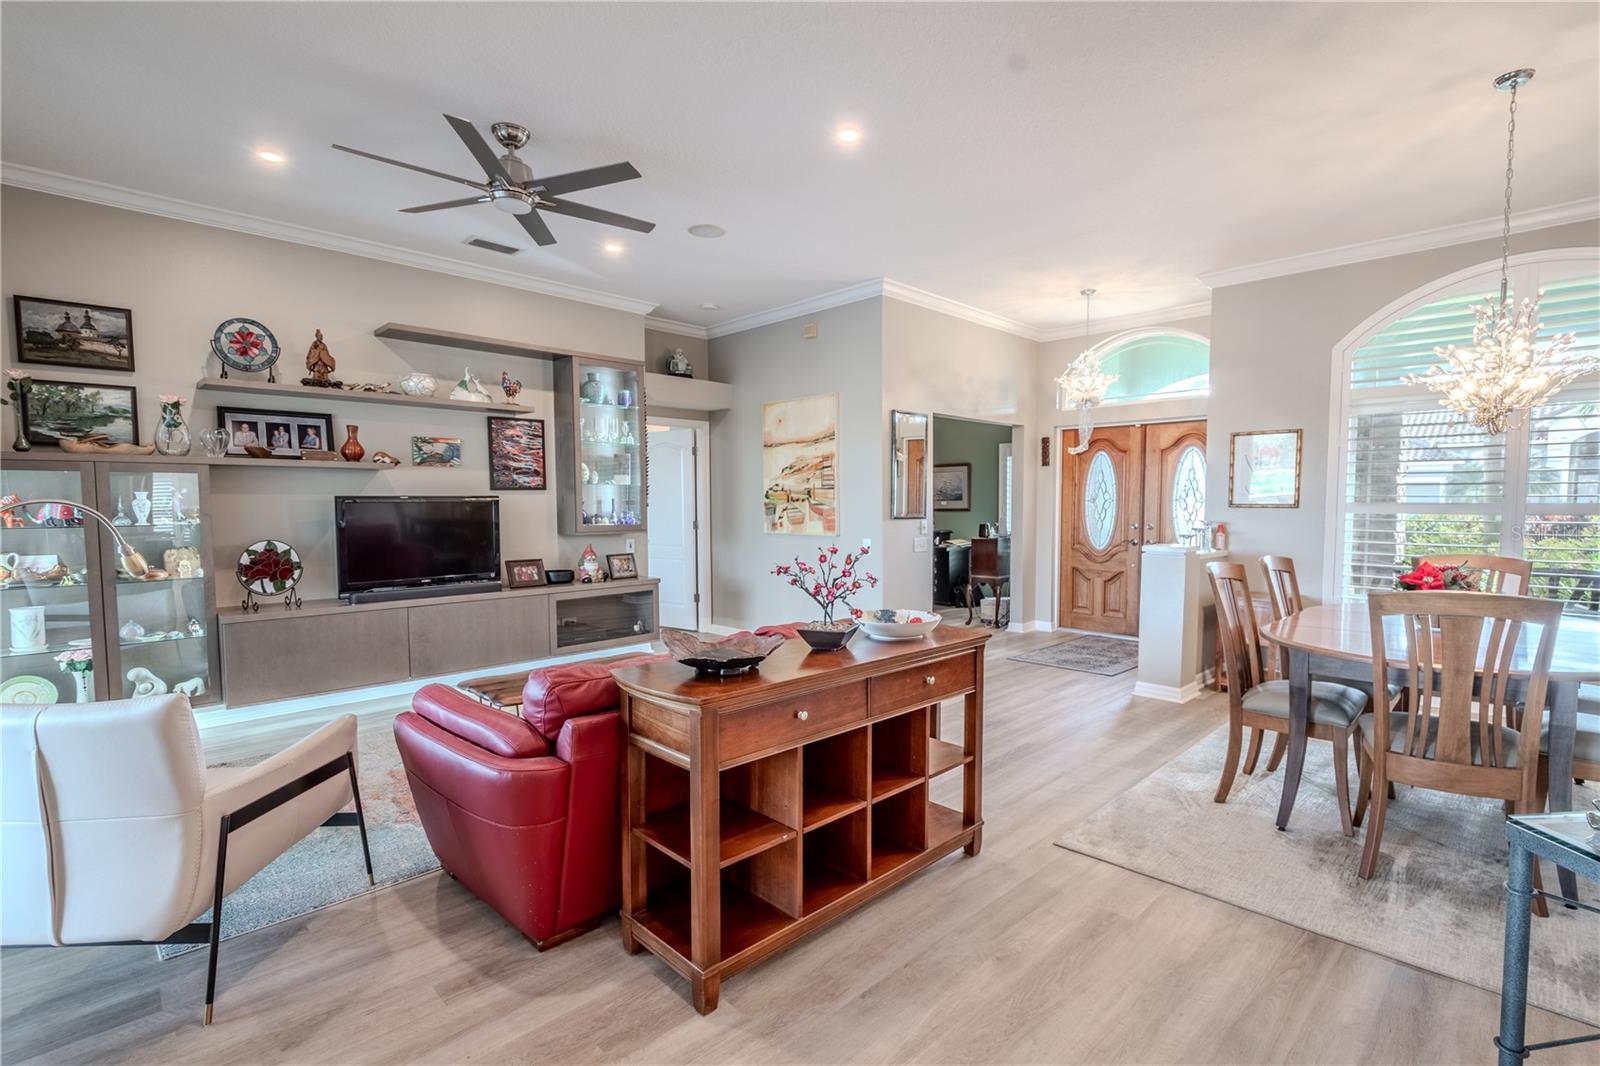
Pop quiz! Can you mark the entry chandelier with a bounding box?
[1056,288,1118,455]
[1406,69,1589,435]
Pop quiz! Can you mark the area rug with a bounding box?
[1056,727,1600,1026]
[1008,634,1138,676]
[159,723,438,958]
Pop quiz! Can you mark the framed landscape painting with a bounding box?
[762,394,838,535]
[932,463,972,510]
[13,295,135,372]
[23,379,139,446]
[487,417,546,490]
[1229,429,1302,507]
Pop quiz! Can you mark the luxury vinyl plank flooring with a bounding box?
[3,627,1595,1064]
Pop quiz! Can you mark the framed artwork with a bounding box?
[932,463,972,511]
[762,394,838,535]
[606,552,639,580]
[412,436,463,467]
[1229,429,1303,507]
[23,379,139,446]
[487,417,546,490]
[505,558,547,588]
[13,296,135,372]
[215,405,333,458]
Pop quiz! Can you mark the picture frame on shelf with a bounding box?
[1229,428,1303,508]
[487,416,546,490]
[606,552,639,580]
[215,404,334,459]
[412,436,463,467]
[932,462,972,511]
[13,295,136,373]
[505,558,547,588]
[23,379,140,446]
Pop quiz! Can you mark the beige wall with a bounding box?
[643,327,710,377]
[1,187,648,602]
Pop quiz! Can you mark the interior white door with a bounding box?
[647,426,699,630]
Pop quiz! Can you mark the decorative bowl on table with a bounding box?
[662,629,787,678]
[857,609,942,642]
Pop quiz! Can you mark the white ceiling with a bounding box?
[3,2,1597,334]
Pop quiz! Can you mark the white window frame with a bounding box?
[1322,247,1600,603]
[997,442,1013,535]
[1088,327,1212,406]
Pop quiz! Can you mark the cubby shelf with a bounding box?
[927,737,971,779]
[802,788,866,831]
[868,842,922,880]
[801,866,864,916]
[636,800,796,869]
[927,802,966,848]
[634,880,792,963]
[870,772,924,802]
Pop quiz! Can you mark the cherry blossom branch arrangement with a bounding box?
[772,543,878,625]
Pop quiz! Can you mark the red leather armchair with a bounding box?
[392,654,662,948]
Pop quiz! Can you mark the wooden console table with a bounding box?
[613,626,990,1013]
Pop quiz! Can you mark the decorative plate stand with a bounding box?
[212,318,281,382]
[236,540,303,612]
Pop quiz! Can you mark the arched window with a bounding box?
[1089,329,1209,404]
[1329,252,1599,611]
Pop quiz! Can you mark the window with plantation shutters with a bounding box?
[1332,256,1600,614]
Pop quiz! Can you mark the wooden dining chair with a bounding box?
[1419,554,1533,595]
[1260,554,1304,621]
[1207,562,1369,834]
[1356,591,1561,896]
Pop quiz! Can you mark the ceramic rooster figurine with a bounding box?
[500,370,523,405]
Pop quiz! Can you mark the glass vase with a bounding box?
[155,416,191,456]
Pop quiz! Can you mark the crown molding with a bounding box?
[0,162,662,316]
[642,316,710,340]
[1036,300,1212,343]
[704,279,885,339]
[1197,197,1600,289]
[878,279,1038,340]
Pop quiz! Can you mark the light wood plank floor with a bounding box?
[4,627,1595,1063]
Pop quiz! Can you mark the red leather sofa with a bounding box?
[393,653,663,948]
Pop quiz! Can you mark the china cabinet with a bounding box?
[0,456,219,706]
[553,354,648,534]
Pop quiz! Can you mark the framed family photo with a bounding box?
[505,558,547,588]
[13,295,135,372]
[606,552,639,580]
[216,405,334,458]
[23,379,139,446]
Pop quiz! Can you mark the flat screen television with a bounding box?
[335,495,501,602]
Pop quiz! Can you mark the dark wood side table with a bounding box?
[966,535,1010,627]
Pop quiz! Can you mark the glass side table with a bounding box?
[1496,810,1600,1065]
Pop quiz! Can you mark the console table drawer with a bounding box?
[721,682,867,763]
[869,653,976,715]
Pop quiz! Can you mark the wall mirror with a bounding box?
[890,410,929,518]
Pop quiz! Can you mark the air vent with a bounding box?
[464,236,520,256]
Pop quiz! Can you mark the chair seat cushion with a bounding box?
[1540,712,1600,766]
[1359,713,1523,768]
[1242,679,1368,727]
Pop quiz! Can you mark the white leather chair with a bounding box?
[1,694,371,1024]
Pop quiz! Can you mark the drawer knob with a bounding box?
[795,710,809,721]
[924,675,937,685]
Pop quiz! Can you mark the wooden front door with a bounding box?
[1059,420,1207,635]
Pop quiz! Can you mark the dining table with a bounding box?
[1261,603,1600,902]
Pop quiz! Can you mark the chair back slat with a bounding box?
[1260,555,1304,621]
[1418,554,1532,595]
[1207,562,1263,704]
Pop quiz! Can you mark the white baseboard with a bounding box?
[1132,677,1208,704]
[1012,619,1053,633]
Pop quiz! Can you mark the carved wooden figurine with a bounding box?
[302,329,341,387]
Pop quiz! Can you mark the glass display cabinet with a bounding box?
[553,354,648,534]
[0,457,218,707]
[552,585,659,652]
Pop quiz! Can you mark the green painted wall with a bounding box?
[931,416,1012,540]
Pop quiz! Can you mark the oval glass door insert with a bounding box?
[1084,450,1117,550]
[1171,444,1206,538]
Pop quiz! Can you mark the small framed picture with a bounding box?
[13,295,135,372]
[487,417,546,490]
[606,552,639,580]
[412,436,463,467]
[505,558,547,588]
[23,379,140,446]
[932,463,972,511]
[215,405,334,459]
[1229,429,1303,508]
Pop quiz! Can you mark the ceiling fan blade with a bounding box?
[518,210,557,247]
[399,197,489,213]
[443,114,515,185]
[331,144,487,190]
[540,197,656,234]
[528,162,641,197]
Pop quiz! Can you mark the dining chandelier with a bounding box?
[1406,69,1589,435]
[1055,288,1118,455]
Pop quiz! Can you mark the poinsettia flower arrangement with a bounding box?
[1396,559,1480,591]
[773,543,878,624]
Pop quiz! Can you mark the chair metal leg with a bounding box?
[204,814,231,1025]
[345,754,375,886]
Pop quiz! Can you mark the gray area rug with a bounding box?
[1056,727,1599,1026]
[1009,635,1138,676]
[160,724,438,958]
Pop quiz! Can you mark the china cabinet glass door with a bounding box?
[0,461,107,703]
[575,358,645,530]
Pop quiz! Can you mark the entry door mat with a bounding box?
[1008,635,1139,676]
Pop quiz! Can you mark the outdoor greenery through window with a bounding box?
[1337,261,1599,614]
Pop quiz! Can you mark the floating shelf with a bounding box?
[195,376,532,415]
[643,372,734,412]
[374,322,615,364]
[4,449,378,471]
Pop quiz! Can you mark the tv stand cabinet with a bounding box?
[217,579,658,705]
[613,626,989,1013]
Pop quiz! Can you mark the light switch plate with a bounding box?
[913,536,930,553]
[625,538,635,552]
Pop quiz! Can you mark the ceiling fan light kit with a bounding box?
[332,114,656,248]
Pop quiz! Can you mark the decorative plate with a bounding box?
[0,675,60,705]
[212,318,280,374]
[857,609,942,642]
[236,540,303,595]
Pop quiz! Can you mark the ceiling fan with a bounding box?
[332,114,655,247]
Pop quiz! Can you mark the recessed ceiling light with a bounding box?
[687,223,725,239]
[603,240,625,255]
[699,302,720,310]
[834,126,863,145]
[255,149,286,164]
